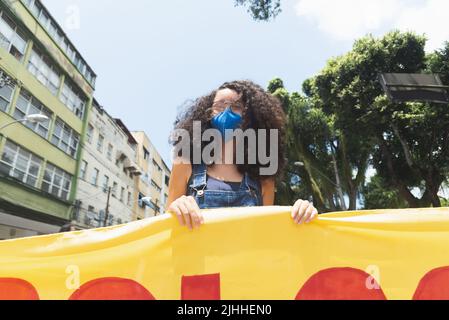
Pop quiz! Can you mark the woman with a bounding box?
[167,80,318,229]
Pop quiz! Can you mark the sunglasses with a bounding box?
[212,99,244,114]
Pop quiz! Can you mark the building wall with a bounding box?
[160,160,170,214]
[75,105,138,228]
[0,0,95,238]
[131,132,170,219]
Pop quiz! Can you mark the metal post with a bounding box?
[104,187,111,227]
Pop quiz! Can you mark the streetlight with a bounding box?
[379,73,449,104]
[0,114,49,132]
[140,196,152,207]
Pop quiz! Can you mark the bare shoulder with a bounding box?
[171,158,192,183]
[167,159,193,207]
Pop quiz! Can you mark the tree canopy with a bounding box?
[273,32,449,211]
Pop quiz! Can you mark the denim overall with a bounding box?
[187,163,263,209]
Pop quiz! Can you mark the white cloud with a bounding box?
[295,0,449,50]
[395,0,449,50]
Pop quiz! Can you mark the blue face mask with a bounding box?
[211,107,243,141]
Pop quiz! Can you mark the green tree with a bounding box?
[304,31,449,208]
[274,32,449,211]
[269,80,344,212]
[234,0,281,21]
[362,175,408,209]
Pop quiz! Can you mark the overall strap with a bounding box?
[241,173,263,205]
[240,173,261,192]
[189,163,208,196]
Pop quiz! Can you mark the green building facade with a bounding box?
[0,0,96,239]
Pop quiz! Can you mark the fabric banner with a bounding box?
[1,206,449,300]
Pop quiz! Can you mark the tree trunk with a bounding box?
[340,134,359,210]
[330,142,347,211]
[391,123,415,168]
[294,139,327,212]
[377,136,422,208]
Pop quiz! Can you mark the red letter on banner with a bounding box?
[69,277,156,300]
[413,266,449,300]
[296,268,387,300]
[0,278,39,300]
[181,273,221,300]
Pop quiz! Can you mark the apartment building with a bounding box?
[0,0,95,239]
[74,100,141,229]
[131,132,170,219]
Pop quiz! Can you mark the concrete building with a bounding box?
[0,0,96,239]
[131,131,170,219]
[74,100,141,229]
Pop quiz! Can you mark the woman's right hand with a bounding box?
[168,195,204,230]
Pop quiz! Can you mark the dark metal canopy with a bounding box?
[379,73,449,104]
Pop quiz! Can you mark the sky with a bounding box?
[41,0,449,168]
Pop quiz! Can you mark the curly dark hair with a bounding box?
[170,80,286,181]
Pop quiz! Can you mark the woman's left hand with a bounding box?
[291,199,319,225]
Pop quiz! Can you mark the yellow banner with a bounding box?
[1,206,449,300]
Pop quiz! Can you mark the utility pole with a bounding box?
[104,186,111,227]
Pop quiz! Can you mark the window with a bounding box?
[0,13,27,61]
[153,160,162,173]
[107,214,114,226]
[67,45,75,61]
[28,49,60,95]
[86,124,94,144]
[85,205,96,226]
[102,175,109,192]
[30,0,41,17]
[143,147,150,161]
[120,187,125,202]
[151,180,162,193]
[140,172,151,186]
[51,118,79,157]
[74,55,80,69]
[107,144,113,161]
[97,134,104,153]
[80,160,87,180]
[22,0,97,87]
[42,163,72,201]
[91,168,99,186]
[0,83,14,112]
[98,210,105,226]
[0,140,42,187]
[48,22,57,38]
[79,62,86,75]
[165,175,170,187]
[112,182,118,198]
[59,37,68,53]
[59,82,86,119]
[38,10,50,28]
[14,89,52,139]
[127,192,132,206]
